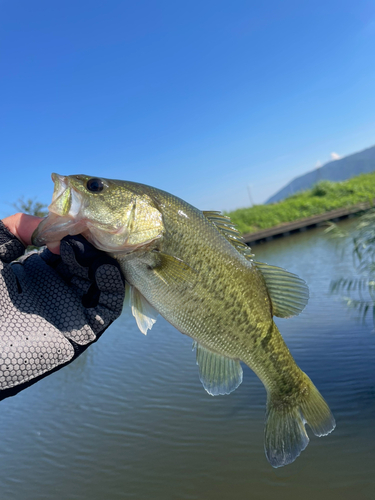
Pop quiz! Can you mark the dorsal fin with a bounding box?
[203,211,308,319]
[203,211,254,260]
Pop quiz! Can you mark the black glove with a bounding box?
[0,221,125,401]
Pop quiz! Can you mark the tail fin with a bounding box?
[264,376,335,468]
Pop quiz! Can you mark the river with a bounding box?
[0,220,374,500]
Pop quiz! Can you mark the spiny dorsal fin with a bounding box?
[203,212,308,318]
[255,262,309,318]
[193,342,243,396]
[203,211,254,260]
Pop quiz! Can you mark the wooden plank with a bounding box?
[242,201,371,244]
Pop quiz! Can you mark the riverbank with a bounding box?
[242,201,368,244]
[227,172,375,235]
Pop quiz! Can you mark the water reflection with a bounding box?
[0,221,374,500]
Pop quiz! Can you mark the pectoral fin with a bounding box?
[194,342,243,396]
[129,285,159,335]
[255,262,309,318]
[152,251,197,286]
[124,281,131,307]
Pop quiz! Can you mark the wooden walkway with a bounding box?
[242,201,372,245]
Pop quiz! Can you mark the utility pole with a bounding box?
[247,184,254,206]
[315,160,321,184]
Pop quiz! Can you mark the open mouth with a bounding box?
[49,173,82,218]
[31,174,86,246]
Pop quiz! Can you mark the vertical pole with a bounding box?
[247,184,254,206]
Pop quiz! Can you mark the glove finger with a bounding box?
[59,237,90,281]
[70,275,92,296]
[61,234,102,266]
[84,304,122,336]
[0,220,26,263]
[94,264,125,312]
[95,263,125,294]
[79,264,125,320]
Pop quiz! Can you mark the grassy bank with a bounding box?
[227,172,375,234]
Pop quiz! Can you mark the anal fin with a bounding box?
[194,343,243,396]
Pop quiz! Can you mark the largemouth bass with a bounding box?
[32,173,335,468]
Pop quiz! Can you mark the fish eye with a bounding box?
[86,178,104,193]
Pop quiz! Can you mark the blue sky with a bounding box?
[1,0,375,218]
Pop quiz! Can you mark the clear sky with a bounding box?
[1,0,375,218]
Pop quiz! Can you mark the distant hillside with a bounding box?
[266,145,375,204]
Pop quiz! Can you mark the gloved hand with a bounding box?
[0,220,125,401]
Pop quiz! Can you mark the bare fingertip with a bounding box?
[47,243,61,255]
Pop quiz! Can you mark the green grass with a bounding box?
[226,172,375,234]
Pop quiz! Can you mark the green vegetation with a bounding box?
[13,197,48,217]
[227,173,375,234]
[327,209,375,326]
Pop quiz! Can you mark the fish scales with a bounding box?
[32,174,336,468]
[119,187,299,389]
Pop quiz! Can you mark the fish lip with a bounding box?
[31,215,88,247]
[51,172,65,183]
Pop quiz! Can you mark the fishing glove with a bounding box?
[0,220,125,401]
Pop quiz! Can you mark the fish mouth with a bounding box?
[32,173,86,246]
[49,173,82,217]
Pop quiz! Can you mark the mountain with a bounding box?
[266,145,375,204]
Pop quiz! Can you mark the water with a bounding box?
[0,222,374,500]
